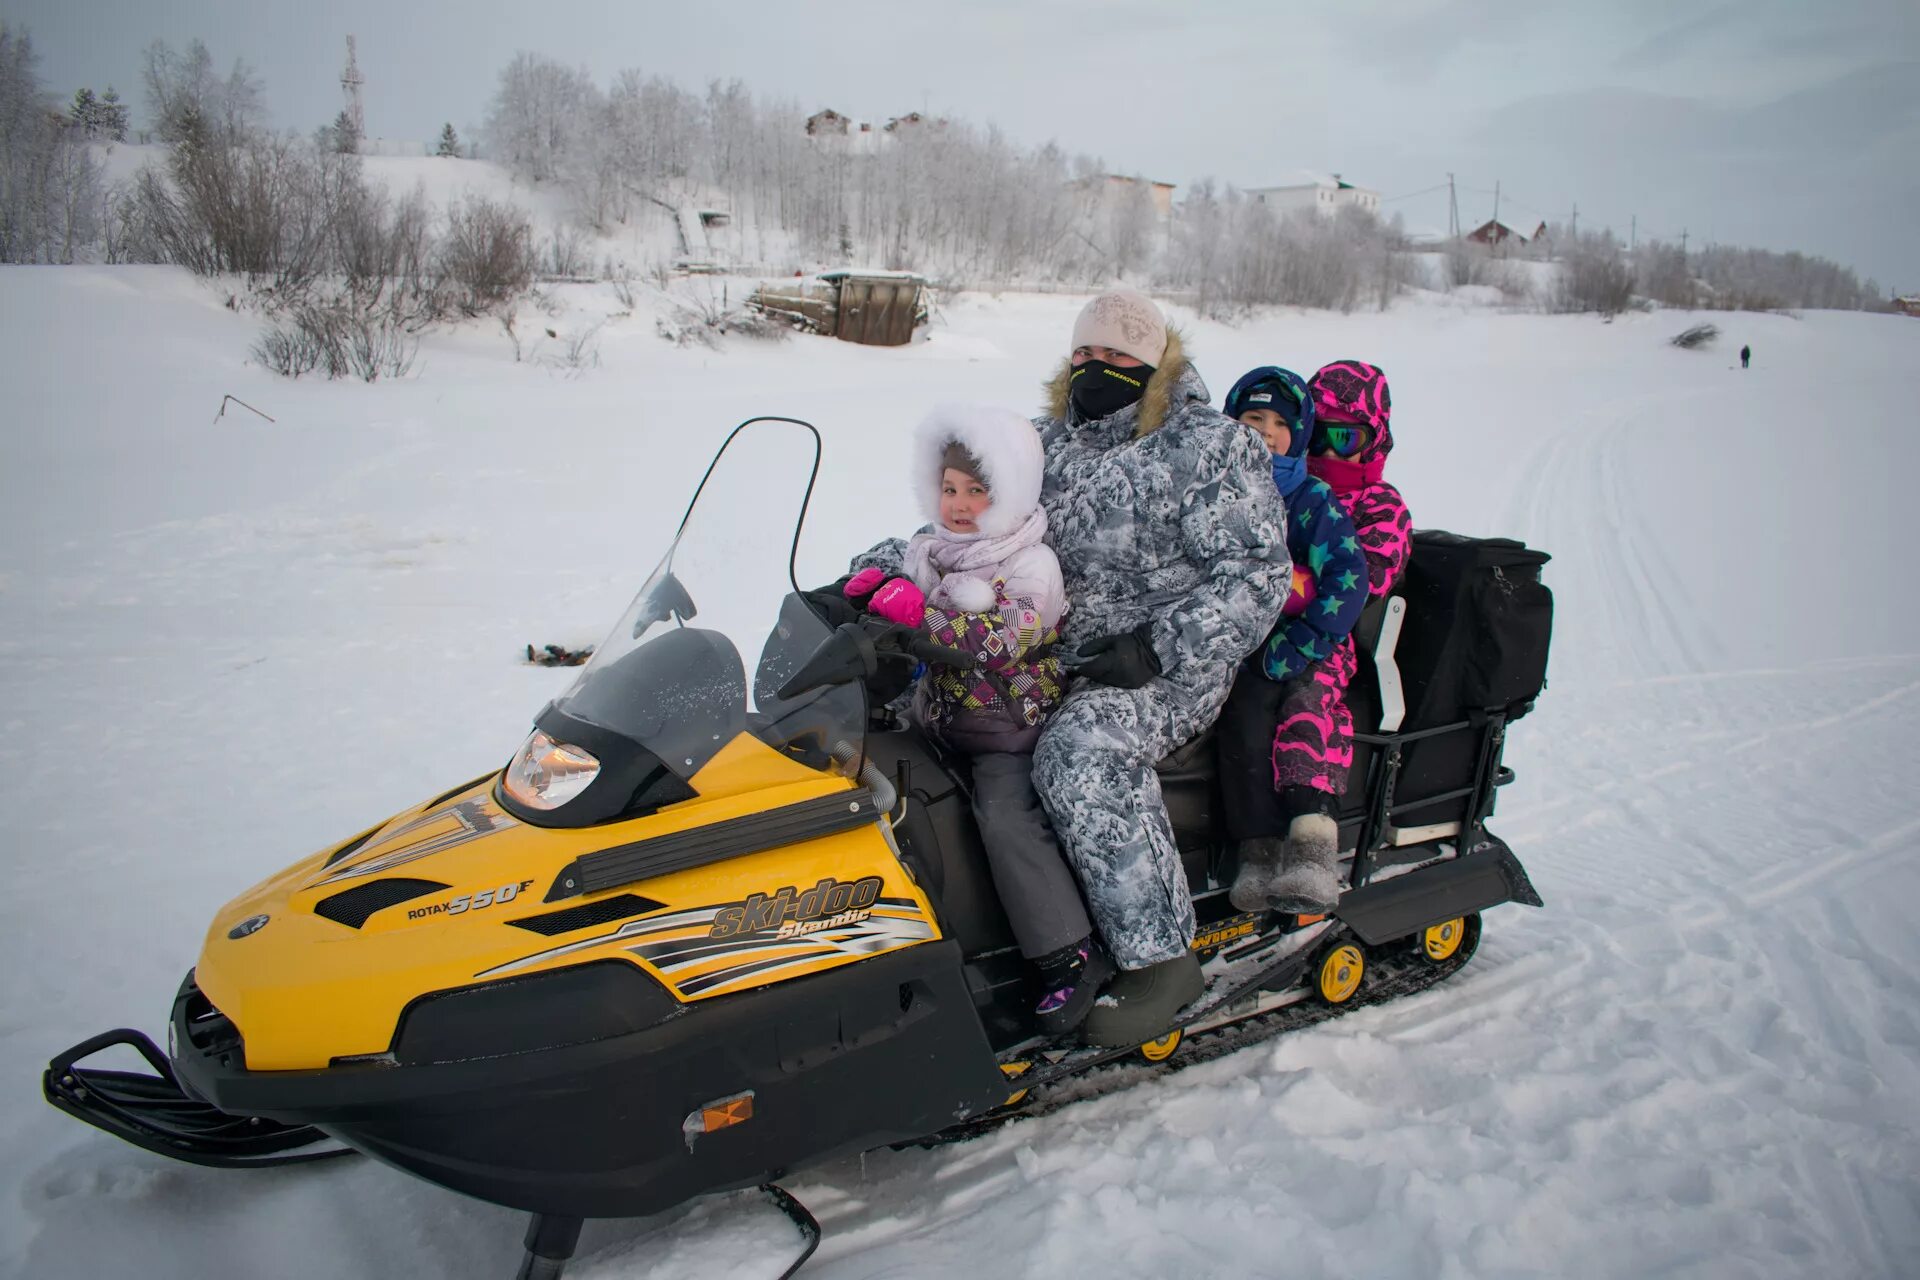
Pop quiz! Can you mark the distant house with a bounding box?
[1895,295,1920,318]
[1071,173,1177,220]
[1466,219,1528,247]
[1244,171,1381,218]
[805,108,851,137]
[884,111,947,133]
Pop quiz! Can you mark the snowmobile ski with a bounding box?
[43,1027,354,1168]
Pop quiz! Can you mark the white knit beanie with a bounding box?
[1070,288,1168,367]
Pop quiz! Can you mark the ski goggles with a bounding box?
[1310,421,1374,458]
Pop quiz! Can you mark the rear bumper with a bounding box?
[171,941,1005,1218]
[1335,833,1543,947]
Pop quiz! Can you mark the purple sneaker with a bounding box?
[1032,940,1116,1037]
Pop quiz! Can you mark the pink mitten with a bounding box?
[843,567,887,601]
[867,578,927,626]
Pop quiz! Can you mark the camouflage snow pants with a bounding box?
[1032,677,1215,970]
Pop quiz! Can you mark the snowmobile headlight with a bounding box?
[503,730,601,810]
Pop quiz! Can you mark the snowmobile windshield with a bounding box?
[546,418,865,802]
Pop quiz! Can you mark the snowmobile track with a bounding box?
[914,938,1476,1149]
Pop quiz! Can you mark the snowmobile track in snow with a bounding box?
[914,942,1475,1150]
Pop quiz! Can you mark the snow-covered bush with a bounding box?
[1635,240,1696,308]
[1552,230,1635,317]
[656,283,788,348]
[125,131,362,302]
[332,184,442,329]
[438,196,533,316]
[251,297,417,381]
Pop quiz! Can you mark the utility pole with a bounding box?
[1680,227,1689,257]
[1492,179,1500,226]
[1570,203,1578,240]
[1630,214,1636,251]
[1447,172,1458,239]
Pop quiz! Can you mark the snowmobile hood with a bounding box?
[198,752,935,1070]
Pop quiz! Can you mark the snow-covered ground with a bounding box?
[3,267,1917,1278]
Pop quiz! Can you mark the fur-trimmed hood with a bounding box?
[913,403,1047,538]
[1042,326,1198,439]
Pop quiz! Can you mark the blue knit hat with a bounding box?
[1224,366,1315,460]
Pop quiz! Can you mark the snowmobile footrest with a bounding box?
[1337,838,1542,947]
[43,1027,354,1169]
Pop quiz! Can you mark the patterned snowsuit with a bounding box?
[1263,365,1412,815]
[849,406,1086,961]
[1217,471,1369,834]
[1028,333,1290,969]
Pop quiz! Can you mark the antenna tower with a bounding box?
[341,36,366,143]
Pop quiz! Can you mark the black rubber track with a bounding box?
[915,925,1479,1149]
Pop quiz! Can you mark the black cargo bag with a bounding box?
[1398,530,1553,724]
[1376,530,1552,832]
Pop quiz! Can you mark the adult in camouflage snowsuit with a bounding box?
[1029,289,1290,1043]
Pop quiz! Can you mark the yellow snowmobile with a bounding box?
[46,417,1546,1278]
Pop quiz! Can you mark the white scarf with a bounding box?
[901,507,1049,594]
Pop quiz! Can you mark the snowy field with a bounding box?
[3,266,1918,1278]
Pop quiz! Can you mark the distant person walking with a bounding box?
[1740,344,1751,369]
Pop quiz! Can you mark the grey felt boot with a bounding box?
[1265,813,1342,913]
[1228,835,1286,913]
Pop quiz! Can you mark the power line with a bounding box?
[1381,181,1452,203]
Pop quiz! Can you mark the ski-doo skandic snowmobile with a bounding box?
[47,418,1549,1278]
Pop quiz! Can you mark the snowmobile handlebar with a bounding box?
[774,619,974,702]
[892,625,975,672]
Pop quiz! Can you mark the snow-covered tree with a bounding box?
[1,25,103,263]
[435,122,460,157]
[328,108,360,155]
[98,86,128,141]
[142,38,263,147]
[482,53,598,185]
[68,87,97,135]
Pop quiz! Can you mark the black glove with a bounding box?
[1061,623,1163,689]
[801,575,870,629]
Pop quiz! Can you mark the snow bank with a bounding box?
[3,266,1918,1278]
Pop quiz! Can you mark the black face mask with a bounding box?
[1070,360,1155,422]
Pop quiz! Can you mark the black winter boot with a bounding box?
[1081,950,1203,1048]
[1031,938,1116,1037]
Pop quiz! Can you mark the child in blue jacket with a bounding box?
[1214,367,1369,912]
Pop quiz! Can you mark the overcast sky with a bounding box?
[10,0,1919,288]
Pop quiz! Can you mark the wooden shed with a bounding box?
[749,271,929,346]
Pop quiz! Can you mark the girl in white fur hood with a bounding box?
[841,403,1110,1033]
